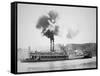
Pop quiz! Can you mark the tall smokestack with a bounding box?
[36,10,59,52]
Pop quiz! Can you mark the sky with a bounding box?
[18,3,96,50]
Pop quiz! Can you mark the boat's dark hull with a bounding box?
[21,58,67,62]
[21,55,68,62]
[21,51,92,63]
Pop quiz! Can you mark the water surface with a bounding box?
[18,57,96,72]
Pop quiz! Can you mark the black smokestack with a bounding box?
[36,10,59,52]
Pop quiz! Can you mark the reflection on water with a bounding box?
[18,57,96,72]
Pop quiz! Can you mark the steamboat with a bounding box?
[21,51,68,62]
[21,10,92,62]
[21,49,92,62]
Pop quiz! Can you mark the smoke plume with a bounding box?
[66,28,79,39]
[36,10,59,38]
[36,15,49,31]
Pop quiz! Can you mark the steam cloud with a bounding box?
[66,28,79,39]
[36,10,59,38]
[36,10,79,40]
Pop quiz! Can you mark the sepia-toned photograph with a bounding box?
[17,3,97,73]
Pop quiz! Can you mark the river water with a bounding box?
[18,57,96,72]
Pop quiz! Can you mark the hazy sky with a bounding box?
[18,4,96,50]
